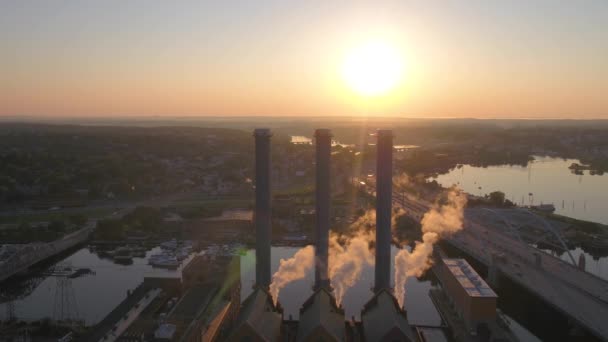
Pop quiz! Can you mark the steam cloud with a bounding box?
[394,189,467,308]
[269,245,314,305]
[268,210,378,306]
[328,211,376,306]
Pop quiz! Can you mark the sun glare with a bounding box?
[341,40,404,97]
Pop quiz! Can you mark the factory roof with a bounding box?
[297,288,345,342]
[228,287,282,342]
[361,289,416,342]
[443,258,497,298]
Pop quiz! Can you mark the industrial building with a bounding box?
[85,254,241,342]
[361,289,416,342]
[296,129,345,342]
[228,128,418,342]
[434,258,497,332]
[228,288,283,342]
[361,129,416,342]
[227,128,283,342]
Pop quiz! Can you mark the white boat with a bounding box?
[175,249,190,261]
[160,239,178,250]
[531,204,555,213]
[148,252,172,264]
[150,255,180,268]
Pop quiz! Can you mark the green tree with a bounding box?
[488,191,506,206]
[47,220,66,233]
[69,214,87,227]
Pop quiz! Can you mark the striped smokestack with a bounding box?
[374,129,393,293]
[314,128,332,290]
[254,128,272,289]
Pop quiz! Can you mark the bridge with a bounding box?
[393,193,608,341]
[0,224,94,283]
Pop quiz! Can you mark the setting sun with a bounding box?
[341,40,404,97]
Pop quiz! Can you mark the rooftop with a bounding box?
[229,288,282,342]
[297,288,345,342]
[443,258,497,298]
[361,289,416,342]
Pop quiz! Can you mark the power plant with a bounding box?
[229,128,416,342]
[229,129,283,341]
[313,128,331,292]
[374,129,393,293]
[253,128,272,290]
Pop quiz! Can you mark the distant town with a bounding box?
[0,118,607,341]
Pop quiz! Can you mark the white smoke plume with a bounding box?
[329,230,374,306]
[394,189,467,308]
[267,204,413,307]
[269,245,314,305]
[328,207,407,306]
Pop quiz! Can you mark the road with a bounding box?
[392,191,608,341]
[0,191,192,283]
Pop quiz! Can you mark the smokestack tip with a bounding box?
[314,128,333,137]
[377,129,393,138]
[253,128,272,137]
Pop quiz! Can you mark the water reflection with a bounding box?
[0,247,181,325]
[433,156,608,224]
[240,246,442,325]
[543,247,608,281]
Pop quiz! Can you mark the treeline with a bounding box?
[0,124,254,204]
[95,207,164,240]
[0,214,87,243]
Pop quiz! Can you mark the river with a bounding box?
[0,246,182,325]
[432,156,608,225]
[0,245,443,327]
[432,156,608,281]
[0,243,542,341]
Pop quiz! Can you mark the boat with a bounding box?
[531,204,555,213]
[175,248,190,261]
[150,255,180,269]
[160,239,178,250]
[148,251,172,264]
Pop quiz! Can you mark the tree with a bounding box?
[69,214,87,227]
[488,191,506,206]
[47,220,66,233]
[96,219,124,240]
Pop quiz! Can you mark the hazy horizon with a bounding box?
[2,1,607,119]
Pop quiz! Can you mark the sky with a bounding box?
[1,1,607,119]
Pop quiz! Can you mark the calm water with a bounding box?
[433,156,608,281]
[433,156,608,225]
[240,246,442,325]
[0,245,443,327]
[546,247,608,281]
[0,243,543,340]
[0,247,183,325]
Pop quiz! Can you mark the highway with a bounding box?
[393,192,608,341]
[0,224,94,283]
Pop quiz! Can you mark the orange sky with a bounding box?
[1,1,607,118]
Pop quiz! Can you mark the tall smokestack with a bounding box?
[375,129,393,292]
[314,128,332,290]
[254,128,272,289]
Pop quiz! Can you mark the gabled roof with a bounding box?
[297,288,345,342]
[229,287,282,342]
[361,290,416,342]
